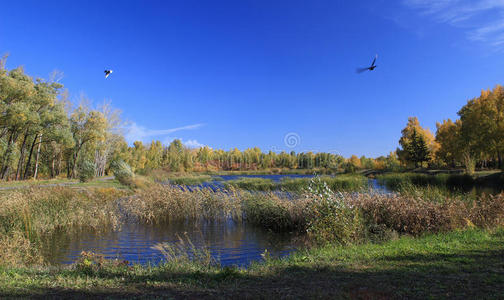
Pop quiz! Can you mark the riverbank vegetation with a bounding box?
[2,174,504,267]
[221,175,369,193]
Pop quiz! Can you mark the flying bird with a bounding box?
[104,69,113,78]
[356,54,378,73]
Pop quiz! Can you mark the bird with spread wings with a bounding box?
[356,54,378,73]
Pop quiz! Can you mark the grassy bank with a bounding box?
[376,171,504,193]
[0,227,502,298]
[0,177,126,191]
[222,175,368,192]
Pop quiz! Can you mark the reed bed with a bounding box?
[0,187,129,266]
[126,183,504,239]
[124,184,243,224]
[242,192,308,232]
[280,175,368,193]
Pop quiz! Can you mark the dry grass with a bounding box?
[348,192,504,235]
[123,184,243,224]
[0,187,129,266]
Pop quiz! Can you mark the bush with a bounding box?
[111,160,134,186]
[78,160,95,182]
[304,176,364,245]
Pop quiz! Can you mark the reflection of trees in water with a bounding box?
[44,218,299,266]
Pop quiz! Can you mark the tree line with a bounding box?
[118,139,401,174]
[7,57,498,181]
[397,84,504,173]
[0,59,402,181]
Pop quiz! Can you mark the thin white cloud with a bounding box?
[125,122,204,144]
[403,0,504,50]
[183,139,205,148]
[162,136,206,149]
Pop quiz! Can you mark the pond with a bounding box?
[41,175,319,267]
[40,174,500,267]
[43,219,299,267]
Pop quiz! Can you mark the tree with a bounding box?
[458,85,504,169]
[398,117,438,168]
[67,100,107,178]
[435,119,462,167]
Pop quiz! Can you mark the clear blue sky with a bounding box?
[1,0,502,157]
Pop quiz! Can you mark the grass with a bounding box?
[221,175,368,193]
[0,227,502,298]
[0,177,126,191]
[146,170,221,185]
[223,177,276,191]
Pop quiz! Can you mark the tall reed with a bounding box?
[125,184,243,224]
[0,187,128,266]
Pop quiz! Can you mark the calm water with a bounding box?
[193,174,315,191]
[43,219,299,267]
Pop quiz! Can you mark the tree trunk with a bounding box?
[51,156,55,178]
[56,152,62,176]
[498,151,502,170]
[23,135,39,180]
[1,129,22,180]
[16,129,30,180]
[33,134,42,180]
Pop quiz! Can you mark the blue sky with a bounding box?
[1,0,503,157]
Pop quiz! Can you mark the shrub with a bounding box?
[353,193,453,235]
[111,160,134,186]
[304,176,364,245]
[78,160,95,182]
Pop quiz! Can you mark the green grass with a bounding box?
[167,175,216,185]
[222,175,368,193]
[0,227,502,298]
[0,177,126,190]
[223,177,276,191]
